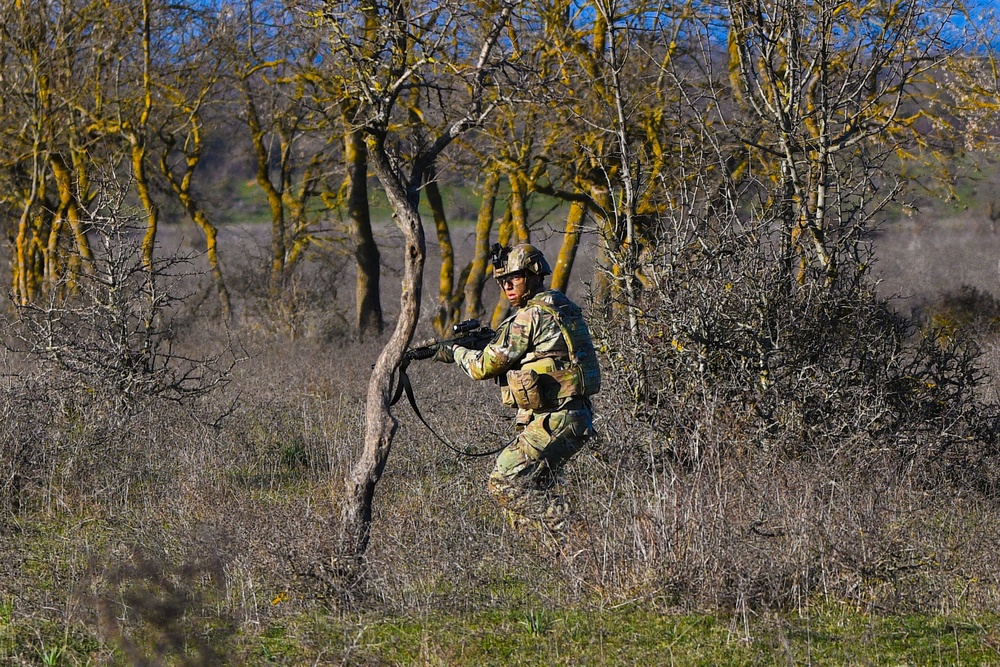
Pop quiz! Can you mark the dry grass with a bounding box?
[2,214,1000,663]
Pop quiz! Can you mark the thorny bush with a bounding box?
[0,190,242,521]
[4,197,240,414]
[584,207,1000,609]
[595,228,1000,483]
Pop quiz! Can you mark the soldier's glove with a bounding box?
[433,343,455,363]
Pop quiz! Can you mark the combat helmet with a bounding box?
[490,243,551,279]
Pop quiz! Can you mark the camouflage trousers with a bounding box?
[487,406,592,530]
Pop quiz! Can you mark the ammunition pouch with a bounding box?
[507,368,545,410]
[505,358,585,411]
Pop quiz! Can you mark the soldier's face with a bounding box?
[498,272,539,307]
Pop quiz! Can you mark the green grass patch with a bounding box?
[243,604,1000,666]
[2,593,999,664]
[0,616,103,667]
[210,177,571,230]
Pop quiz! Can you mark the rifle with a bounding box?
[390,319,501,457]
[403,319,495,361]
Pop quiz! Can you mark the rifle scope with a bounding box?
[452,319,482,335]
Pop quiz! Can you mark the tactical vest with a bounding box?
[503,292,601,411]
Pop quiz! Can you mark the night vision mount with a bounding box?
[489,242,509,271]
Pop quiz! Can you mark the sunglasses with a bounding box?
[496,272,526,288]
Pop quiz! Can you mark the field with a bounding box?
[3,196,1000,665]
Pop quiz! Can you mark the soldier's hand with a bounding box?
[433,343,455,363]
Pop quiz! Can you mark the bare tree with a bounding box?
[223,2,343,300]
[461,169,502,321]
[586,0,988,469]
[341,98,384,339]
[0,0,111,302]
[155,4,235,321]
[7,179,237,411]
[310,0,521,563]
[726,0,962,287]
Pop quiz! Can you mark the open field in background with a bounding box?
[199,173,566,231]
[875,191,1000,405]
[876,210,1000,311]
[5,191,1000,664]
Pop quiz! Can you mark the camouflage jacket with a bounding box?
[454,290,595,418]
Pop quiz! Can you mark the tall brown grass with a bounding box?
[2,215,1000,663]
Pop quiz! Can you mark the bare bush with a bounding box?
[580,200,1000,611]
[0,373,54,515]
[4,188,240,412]
[912,284,1000,341]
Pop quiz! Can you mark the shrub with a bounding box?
[914,283,1000,341]
[584,209,1000,610]
[4,195,239,412]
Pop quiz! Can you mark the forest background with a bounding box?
[4,0,1000,664]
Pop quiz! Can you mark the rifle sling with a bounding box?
[391,359,507,458]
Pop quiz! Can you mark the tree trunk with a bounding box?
[462,169,500,321]
[550,199,585,294]
[426,166,456,335]
[586,180,617,311]
[159,139,233,321]
[344,124,383,340]
[49,153,93,290]
[508,171,531,242]
[131,134,159,276]
[490,207,515,328]
[244,87,286,296]
[196,213,233,321]
[14,199,35,305]
[136,0,157,278]
[339,140,425,563]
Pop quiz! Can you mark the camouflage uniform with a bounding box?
[453,289,596,528]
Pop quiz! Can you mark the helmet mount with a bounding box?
[491,242,551,279]
[489,243,509,273]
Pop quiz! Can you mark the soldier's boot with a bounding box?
[489,474,538,532]
[541,496,572,532]
[501,507,530,530]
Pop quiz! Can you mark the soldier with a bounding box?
[436,243,600,529]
